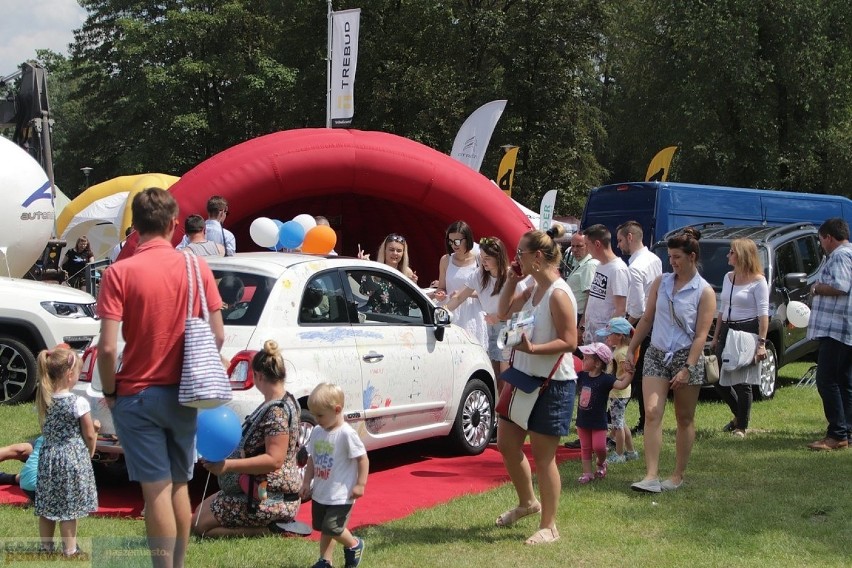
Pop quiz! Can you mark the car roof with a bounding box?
[202,252,393,278]
[657,222,816,245]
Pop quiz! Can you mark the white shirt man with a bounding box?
[583,225,628,343]
[617,221,662,325]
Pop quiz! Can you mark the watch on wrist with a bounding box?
[758,338,766,345]
[102,390,116,398]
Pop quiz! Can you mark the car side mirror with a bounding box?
[784,272,807,289]
[433,307,451,341]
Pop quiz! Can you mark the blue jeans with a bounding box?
[815,337,852,441]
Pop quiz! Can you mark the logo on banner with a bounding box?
[457,137,478,160]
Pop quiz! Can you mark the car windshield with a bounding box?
[653,242,769,292]
[212,270,275,326]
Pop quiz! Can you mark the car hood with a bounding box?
[0,277,97,303]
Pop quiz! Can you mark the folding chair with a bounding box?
[796,364,817,388]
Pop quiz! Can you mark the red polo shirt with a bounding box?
[97,238,223,395]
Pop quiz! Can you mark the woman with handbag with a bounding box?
[192,340,303,537]
[624,228,716,493]
[710,238,769,438]
[494,224,577,545]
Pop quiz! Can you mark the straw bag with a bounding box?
[179,251,231,408]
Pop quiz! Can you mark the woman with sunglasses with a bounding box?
[357,233,417,282]
[444,236,521,382]
[624,227,716,493]
[709,238,769,438]
[357,233,417,315]
[494,224,576,545]
[432,221,488,349]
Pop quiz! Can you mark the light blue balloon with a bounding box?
[269,219,285,251]
[196,407,242,462]
[279,220,306,250]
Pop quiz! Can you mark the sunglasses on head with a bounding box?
[448,238,464,246]
[386,234,406,244]
[479,237,496,246]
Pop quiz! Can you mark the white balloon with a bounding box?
[0,137,53,277]
[293,213,317,234]
[249,217,279,248]
[787,301,811,328]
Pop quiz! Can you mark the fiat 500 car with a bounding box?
[75,253,496,462]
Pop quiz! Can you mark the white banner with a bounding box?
[330,9,361,127]
[450,100,507,172]
[539,189,557,231]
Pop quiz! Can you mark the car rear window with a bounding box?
[653,242,769,292]
[213,270,275,326]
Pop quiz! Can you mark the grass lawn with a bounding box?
[0,361,849,567]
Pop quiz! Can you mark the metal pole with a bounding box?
[326,0,333,128]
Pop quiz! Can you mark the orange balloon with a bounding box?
[302,225,337,254]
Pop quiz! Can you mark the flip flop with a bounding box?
[269,521,312,536]
[524,527,560,545]
[495,501,541,527]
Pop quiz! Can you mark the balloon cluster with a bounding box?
[249,214,337,254]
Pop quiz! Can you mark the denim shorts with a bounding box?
[526,380,576,437]
[487,322,510,362]
[112,385,198,483]
[608,397,629,428]
[311,502,353,536]
[643,345,705,386]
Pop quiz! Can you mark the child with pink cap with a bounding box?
[576,342,632,483]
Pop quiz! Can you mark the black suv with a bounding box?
[652,223,824,400]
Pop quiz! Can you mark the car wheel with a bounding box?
[449,378,494,456]
[297,408,316,502]
[754,340,777,401]
[0,336,38,405]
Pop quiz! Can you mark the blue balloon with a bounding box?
[269,219,285,251]
[278,220,306,250]
[196,407,242,462]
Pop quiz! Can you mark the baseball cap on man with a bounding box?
[596,317,634,338]
[579,342,613,365]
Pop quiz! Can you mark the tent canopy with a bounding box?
[56,173,179,260]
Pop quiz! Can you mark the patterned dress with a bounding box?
[211,396,302,527]
[34,394,98,521]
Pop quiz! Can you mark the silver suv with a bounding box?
[653,223,824,399]
[0,278,100,404]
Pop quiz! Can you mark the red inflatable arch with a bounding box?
[168,128,533,282]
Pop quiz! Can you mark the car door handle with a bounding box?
[362,352,384,363]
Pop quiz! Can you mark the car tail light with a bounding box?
[79,346,97,383]
[228,350,258,390]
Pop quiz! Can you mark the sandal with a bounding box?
[525,527,560,545]
[577,473,595,484]
[495,501,541,527]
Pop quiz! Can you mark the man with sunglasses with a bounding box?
[177,196,236,256]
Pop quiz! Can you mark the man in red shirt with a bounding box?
[97,188,224,568]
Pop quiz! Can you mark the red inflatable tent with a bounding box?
[165,128,532,282]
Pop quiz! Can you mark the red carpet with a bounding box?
[0,441,579,531]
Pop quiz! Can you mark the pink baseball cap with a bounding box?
[579,342,613,365]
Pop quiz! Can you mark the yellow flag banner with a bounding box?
[645,146,678,182]
[497,147,519,196]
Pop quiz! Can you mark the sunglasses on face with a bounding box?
[448,238,464,246]
[386,234,406,244]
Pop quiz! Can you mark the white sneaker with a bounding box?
[606,453,626,464]
[624,450,640,461]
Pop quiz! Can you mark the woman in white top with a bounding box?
[445,236,522,383]
[494,224,577,546]
[432,221,488,349]
[710,238,769,438]
[625,228,716,493]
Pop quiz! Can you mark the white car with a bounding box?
[75,253,496,461]
[0,277,99,404]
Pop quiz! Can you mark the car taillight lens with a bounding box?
[228,350,258,390]
[80,346,97,383]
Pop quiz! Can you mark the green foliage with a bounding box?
[8,0,852,210]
